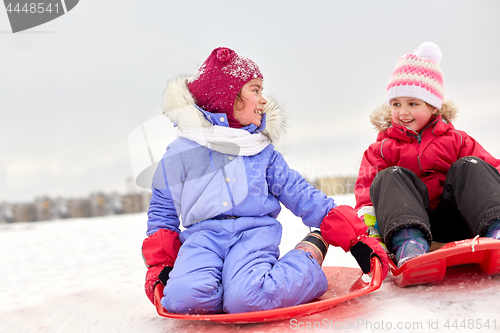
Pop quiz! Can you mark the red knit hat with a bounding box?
[187,47,263,128]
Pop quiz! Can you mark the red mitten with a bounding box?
[142,229,181,304]
[320,205,368,251]
[320,205,388,279]
[350,234,389,280]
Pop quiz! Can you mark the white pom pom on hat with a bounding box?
[414,42,442,64]
[387,42,444,109]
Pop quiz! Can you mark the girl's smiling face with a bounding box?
[390,97,438,132]
[233,78,267,127]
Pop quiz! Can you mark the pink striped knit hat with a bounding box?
[187,47,263,128]
[387,42,444,109]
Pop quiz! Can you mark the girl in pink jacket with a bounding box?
[354,42,500,267]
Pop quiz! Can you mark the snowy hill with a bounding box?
[1,194,499,333]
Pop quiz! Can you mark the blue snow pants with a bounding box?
[161,216,328,314]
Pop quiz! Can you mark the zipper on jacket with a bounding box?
[406,117,438,144]
[406,118,437,170]
[407,131,421,144]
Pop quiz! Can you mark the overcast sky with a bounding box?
[2,1,500,202]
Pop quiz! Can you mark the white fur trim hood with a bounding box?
[370,100,459,132]
[161,75,286,144]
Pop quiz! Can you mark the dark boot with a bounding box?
[294,230,329,266]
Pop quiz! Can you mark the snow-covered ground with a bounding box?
[1,194,499,333]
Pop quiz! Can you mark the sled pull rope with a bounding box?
[471,235,480,252]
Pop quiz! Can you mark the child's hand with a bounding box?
[320,205,389,280]
[144,265,174,304]
[350,234,389,280]
[142,229,181,304]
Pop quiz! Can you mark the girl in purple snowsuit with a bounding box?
[141,47,388,314]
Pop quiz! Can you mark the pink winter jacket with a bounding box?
[355,101,500,211]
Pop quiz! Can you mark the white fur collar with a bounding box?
[370,100,459,132]
[161,75,286,144]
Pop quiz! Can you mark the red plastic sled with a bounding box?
[153,257,382,324]
[389,237,500,287]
